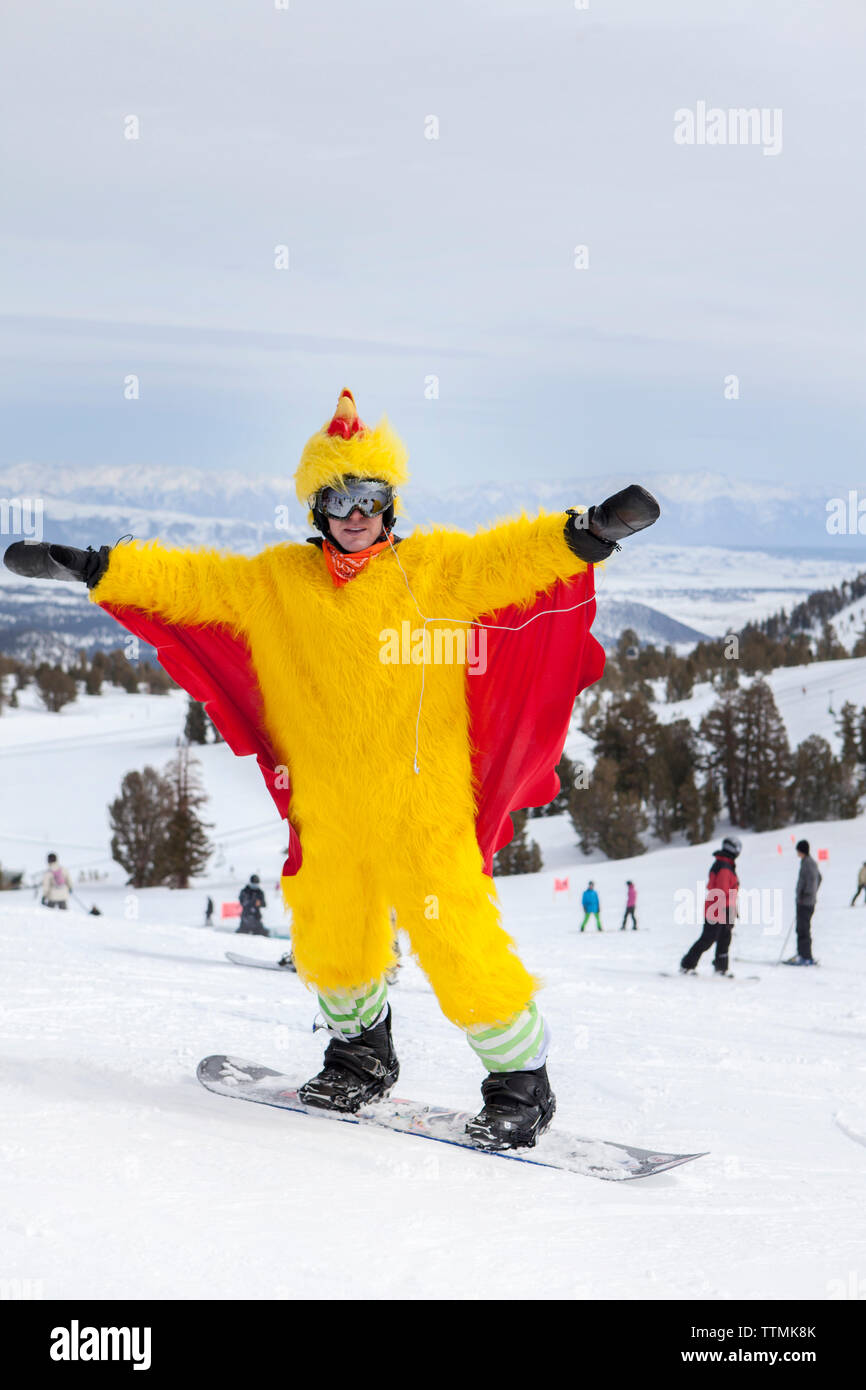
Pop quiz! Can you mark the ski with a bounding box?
[225,951,296,972]
[197,1055,708,1181]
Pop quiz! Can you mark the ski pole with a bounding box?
[776,914,795,965]
[72,889,100,916]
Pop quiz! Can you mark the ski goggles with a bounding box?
[315,480,393,519]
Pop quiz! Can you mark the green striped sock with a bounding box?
[466,1002,550,1073]
[317,978,389,1039]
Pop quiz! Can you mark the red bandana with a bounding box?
[322,536,392,588]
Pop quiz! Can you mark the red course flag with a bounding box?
[777,844,783,854]
[817,848,829,861]
[554,877,570,893]
[221,902,242,918]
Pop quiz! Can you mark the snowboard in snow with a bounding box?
[659,970,760,982]
[197,1055,708,1181]
[834,1113,866,1149]
[225,951,296,972]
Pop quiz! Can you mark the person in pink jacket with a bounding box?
[621,880,637,931]
[41,853,72,910]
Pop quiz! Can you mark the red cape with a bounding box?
[100,567,604,878]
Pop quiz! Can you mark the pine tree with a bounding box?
[857,708,866,768]
[34,664,77,713]
[184,698,209,745]
[699,697,741,824]
[109,767,173,888]
[816,622,846,662]
[532,753,576,816]
[106,650,140,692]
[492,809,543,876]
[736,681,791,830]
[155,748,213,889]
[568,758,646,860]
[698,772,721,842]
[590,690,660,801]
[836,702,860,766]
[791,735,839,822]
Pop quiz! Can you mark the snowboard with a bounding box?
[197,1055,708,1181]
[225,951,296,972]
[659,970,760,982]
[834,1114,866,1149]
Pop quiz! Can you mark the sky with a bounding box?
[1,0,864,494]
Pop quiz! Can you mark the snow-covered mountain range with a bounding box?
[2,460,864,550]
[1,462,864,657]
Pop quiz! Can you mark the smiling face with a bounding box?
[327,507,385,553]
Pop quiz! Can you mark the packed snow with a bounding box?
[1,667,866,1299]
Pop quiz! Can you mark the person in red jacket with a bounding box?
[679,836,741,976]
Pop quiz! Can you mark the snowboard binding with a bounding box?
[465,1065,556,1151]
[299,1006,399,1114]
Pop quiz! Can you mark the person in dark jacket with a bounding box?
[850,862,866,907]
[785,840,821,965]
[237,874,268,936]
[680,836,741,975]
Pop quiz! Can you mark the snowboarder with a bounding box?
[850,862,866,907]
[679,836,741,976]
[40,852,72,910]
[621,880,637,931]
[3,387,659,1150]
[237,875,268,936]
[785,839,821,965]
[580,881,602,932]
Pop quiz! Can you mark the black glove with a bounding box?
[3,541,111,590]
[565,484,660,562]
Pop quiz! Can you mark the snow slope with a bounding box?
[2,676,866,1299]
[2,820,866,1301]
[656,657,866,755]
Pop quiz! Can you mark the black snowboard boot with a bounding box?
[465,1064,556,1151]
[299,1006,399,1114]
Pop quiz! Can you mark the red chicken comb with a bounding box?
[326,389,366,439]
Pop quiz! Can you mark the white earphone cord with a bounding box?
[383,531,602,774]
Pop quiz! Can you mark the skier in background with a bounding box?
[237,874,268,936]
[680,836,741,976]
[785,839,821,965]
[621,880,637,931]
[850,862,866,907]
[41,853,72,911]
[580,881,602,932]
[204,896,214,925]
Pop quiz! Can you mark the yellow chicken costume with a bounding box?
[90,391,605,1042]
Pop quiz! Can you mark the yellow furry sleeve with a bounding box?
[429,511,589,619]
[89,540,257,634]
